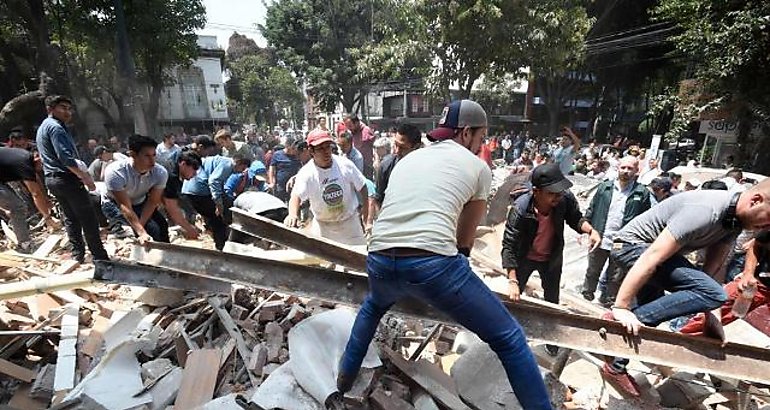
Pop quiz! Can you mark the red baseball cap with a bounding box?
[307,129,333,146]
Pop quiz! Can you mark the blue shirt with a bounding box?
[345,147,364,173]
[270,149,301,195]
[224,161,267,199]
[181,155,233,201]
[36,116,80,176]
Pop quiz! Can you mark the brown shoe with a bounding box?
[600,362,641,398]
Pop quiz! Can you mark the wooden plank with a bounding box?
[383,347,470,410]
[208,297,255,385]
[175,348,221,409]
[53,260,80,275]
[81,315,111,358]
[0,357,36,382]
[32,235,62,258]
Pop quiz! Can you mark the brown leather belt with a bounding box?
[374,247,438,257]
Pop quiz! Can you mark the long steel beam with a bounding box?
[230,209,367,271]
[126,242,770,385]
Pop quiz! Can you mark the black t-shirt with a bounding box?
[164,163,182,200]
[0,147,36,183]
[374,154,398,204]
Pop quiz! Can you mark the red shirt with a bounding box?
[477,144,493,168]
[527,208,554,262]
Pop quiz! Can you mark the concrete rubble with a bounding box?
[1,177,770,409]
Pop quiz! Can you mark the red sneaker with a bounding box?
[600,363,642,398]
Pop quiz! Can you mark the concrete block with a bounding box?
[264,322,284,363]
[412,389,440,410]
[148,367,183,410]
[141,358,174,382]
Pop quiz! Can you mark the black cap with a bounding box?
[93,145,114,157]
[531,163,573,193]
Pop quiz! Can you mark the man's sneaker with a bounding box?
[599,295,612,307]
[336,372,356,394]
[544,344,560,357]
[600,362,642,398]
[16,241,34,254]
[581,291,594,301]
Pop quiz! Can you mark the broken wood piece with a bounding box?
[409,324,443,361]
[175,348,222,409]
[208,296,257,385]
[383,347,470,410]
[0,357,36,382]
[33,234,62,258]
[53,260,80,275]
[81,315,110,358]
[53,304,79,392]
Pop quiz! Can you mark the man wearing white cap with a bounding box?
[338,100,552,409]
[284,129,369,246]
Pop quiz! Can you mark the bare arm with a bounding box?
[162,197,199,239]
[283,194,302,227]
[357,186,369,227]
[268,165,276,187]
[138,187,163,226]
[111,190,149,240]
[456,200,487,250]
[22,179,53,219]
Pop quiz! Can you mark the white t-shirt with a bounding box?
[369,140,492,256]
[292,155,366,223]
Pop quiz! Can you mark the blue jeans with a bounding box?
[341,252,552,409]
[609,243,727,370]
[101,200,170,243]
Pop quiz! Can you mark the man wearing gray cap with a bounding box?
[338,100,552,409]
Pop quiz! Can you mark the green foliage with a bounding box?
[57,0,205,123]
[652,0,770,151]
[226,51,304,127]
[261,0,376,112]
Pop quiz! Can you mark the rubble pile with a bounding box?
[0,221,769,409]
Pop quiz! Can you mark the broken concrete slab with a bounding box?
[251,361,324,410]
[194,392,243,410]
[450,340,568,410]
[141,358,174,381]
[147,367,183,410]
[413,388,441,410]
[287,308,382,405]
[64,340,152,409]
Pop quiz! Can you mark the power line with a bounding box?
[586,22,674,44]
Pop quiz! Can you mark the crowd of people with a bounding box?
[2,95,770,408]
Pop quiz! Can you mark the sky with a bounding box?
[196,0,268,50]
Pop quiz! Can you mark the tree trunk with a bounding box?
[145,83,163,137]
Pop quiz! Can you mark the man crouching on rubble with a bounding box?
[603,179,770,397]
[338,100,552,409]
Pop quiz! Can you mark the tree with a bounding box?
[225,34,304,127]
[261,0,375,113]
[654,0,770,170]
[52,0,205,136]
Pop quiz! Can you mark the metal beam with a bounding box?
[230,209,367,271]
[94,260,231,294]
[126,243,770,385]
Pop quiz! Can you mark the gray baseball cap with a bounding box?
[428,100,488,141]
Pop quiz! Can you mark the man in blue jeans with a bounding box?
[36,95,109,263]
[604,180,770,397]
[101,134,169,244]
[338,100,552,409]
